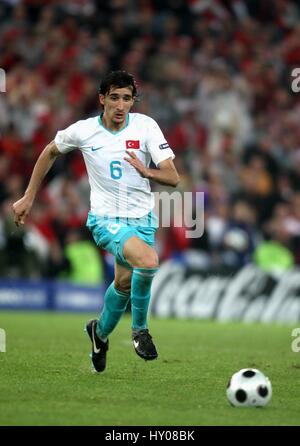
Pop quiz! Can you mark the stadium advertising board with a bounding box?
[151,262,300,323]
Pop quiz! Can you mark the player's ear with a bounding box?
[99,94,105,107]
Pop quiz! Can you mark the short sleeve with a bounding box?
[146,117,175,167]
[54,121,80,154]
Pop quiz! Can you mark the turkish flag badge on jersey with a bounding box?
[126,140,140,149]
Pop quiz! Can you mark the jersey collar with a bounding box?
[98,113,129,135]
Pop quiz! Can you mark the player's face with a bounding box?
[99,86,135,129]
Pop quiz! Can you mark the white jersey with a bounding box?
[54,113,175,218]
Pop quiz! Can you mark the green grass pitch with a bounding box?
[0,310,300,426]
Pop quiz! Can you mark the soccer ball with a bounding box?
[226,368,272,407]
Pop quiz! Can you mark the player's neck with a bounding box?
[101,113,127,132]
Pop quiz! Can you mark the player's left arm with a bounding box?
[124,151,180,187]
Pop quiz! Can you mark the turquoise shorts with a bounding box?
[86,211,159,269]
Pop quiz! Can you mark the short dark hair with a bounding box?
[99,70,137,97]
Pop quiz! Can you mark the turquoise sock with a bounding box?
[97,282,130,339]
[131,267,158,330]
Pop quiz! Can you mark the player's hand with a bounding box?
[12,195,33,227]
[124,151,149,178]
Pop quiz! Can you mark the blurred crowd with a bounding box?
[1,0,300,282]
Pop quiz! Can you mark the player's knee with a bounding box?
[114,277,131,295]
[135,251,159,269]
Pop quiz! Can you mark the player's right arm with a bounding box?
[12,140,61,226]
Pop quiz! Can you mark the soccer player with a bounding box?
[12,70,180,373]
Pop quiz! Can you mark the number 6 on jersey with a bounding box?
[110,160,122,179]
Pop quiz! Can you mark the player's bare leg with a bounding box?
[114,262,132,295]
[123,236,159,269]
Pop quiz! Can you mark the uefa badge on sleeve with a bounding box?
[159,143,170,150]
